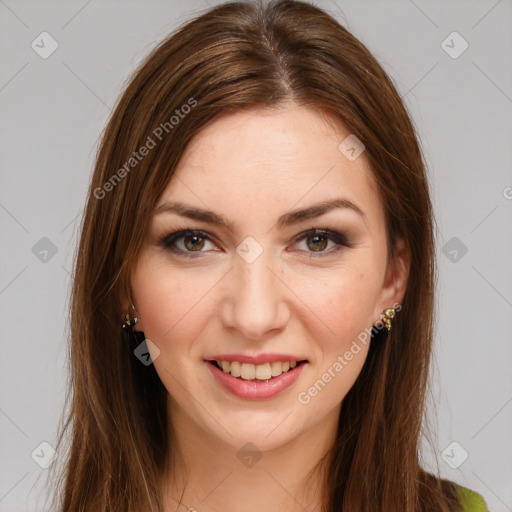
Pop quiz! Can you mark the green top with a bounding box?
[455,483,489,512]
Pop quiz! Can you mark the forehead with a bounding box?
[158,105,382,228]
[174,105,364,177]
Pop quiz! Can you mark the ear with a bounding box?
[372,236,410,325]
[119,280,133,315]
[119,281,144,330]
[120,291,130,314]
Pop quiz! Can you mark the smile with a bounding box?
[205,359,308,400]
[213,360,301,380]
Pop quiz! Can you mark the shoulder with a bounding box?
[453,483,489,512]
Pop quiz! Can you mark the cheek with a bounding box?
[298,266,381,341]
[130,256,217,359]
[297,268,379,376]
[294,275,377,407]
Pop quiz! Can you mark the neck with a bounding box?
[160,398,340,512]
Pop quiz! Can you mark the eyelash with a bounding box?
[158,227,352,259]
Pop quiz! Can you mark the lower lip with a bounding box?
[205,361,307,400]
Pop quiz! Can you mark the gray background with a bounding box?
[1,0,511,510]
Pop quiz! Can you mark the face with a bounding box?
[126,104,409,452]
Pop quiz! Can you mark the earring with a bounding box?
[382,307,396,332]
[122,305,145,345]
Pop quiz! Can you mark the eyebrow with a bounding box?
[153,198,367,230]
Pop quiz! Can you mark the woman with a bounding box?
[48,1,489,510]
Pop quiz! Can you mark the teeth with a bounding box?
[255,362,271,380]
[230,361,241,377]
[271,361,282,377]
[215,360,301,380]
[241,363,256,379]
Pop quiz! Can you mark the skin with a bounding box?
[124,103,410,512]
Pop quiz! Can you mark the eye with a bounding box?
[291,228,351,257]
[159,229,217,258]
[158,227,351,259]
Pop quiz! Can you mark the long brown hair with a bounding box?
[48,1,463,510]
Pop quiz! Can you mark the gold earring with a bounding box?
[122,305,145,346]
[382,308,396,332]
[122,304,139,329]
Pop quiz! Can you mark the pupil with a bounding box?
[309,235,327,251]
[186,235,204,251]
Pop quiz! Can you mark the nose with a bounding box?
[220,250,290,340]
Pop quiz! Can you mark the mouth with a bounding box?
[205,357,308,400]
[207,359,308,381]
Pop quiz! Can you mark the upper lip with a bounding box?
[205,353,308,365]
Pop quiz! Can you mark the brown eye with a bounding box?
[306,233,328,252]
[293,228,351,257]
[159,229,216,258]
[183,234,205,251]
